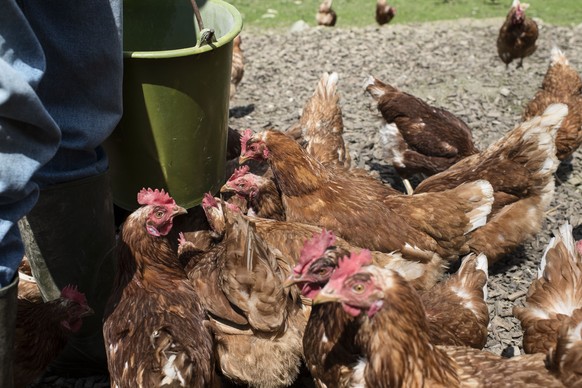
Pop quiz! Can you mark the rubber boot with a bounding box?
[0,275,18,388]
[18,171,116,377]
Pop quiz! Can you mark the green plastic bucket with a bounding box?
[104,0,242,210]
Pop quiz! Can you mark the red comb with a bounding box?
[201,192,218,209]
[293,230,336,275]
[61,285,88,306]
[228,165,250,182]
[330,250,373,283]
[240,129,253,155]
[137,188,175,206]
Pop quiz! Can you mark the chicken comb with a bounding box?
[293,230,336,275]
[240,129,254,155]
[228,165,250,182]
[330,250,373,283]
[576,240,582,256]
[201,192,218,209]
[137,188,175,206]
[61,285,88,306]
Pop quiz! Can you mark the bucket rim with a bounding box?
[124,0,243,59]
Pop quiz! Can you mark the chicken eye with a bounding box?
[317,268,329,276]
[352,284,365,293]
[154,210,165,218]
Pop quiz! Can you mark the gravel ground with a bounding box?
[33,17,582,387]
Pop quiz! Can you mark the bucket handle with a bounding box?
[190,0,218,48]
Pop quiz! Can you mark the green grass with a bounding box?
[227,0,582,29]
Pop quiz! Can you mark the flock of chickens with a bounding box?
[316,0,397,28]
[11,1,582,387]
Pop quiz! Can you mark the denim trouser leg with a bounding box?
[0,0,123,288]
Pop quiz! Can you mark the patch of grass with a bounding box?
[228,0,582,29]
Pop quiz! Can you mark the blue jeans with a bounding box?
[0,0,123,287]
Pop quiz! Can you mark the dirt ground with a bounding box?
[33,17,582,387]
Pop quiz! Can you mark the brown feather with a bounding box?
[421,254,489,349]
[230,35,244,100]
[293,72,351,169]
[523,47,582,160]
[416,103,565,263]
[514,222,582,355]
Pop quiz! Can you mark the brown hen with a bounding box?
[316,0,337,27]
[415,103,566,264]
[181,199,308,388]
[497,0,538,68]
[514,221,582,355]
[230,35,244,100]
[523,47,582,160]
[14,285,93,388]
[376,0,396,26]
[365,75,479,182]
[239,128,493,261]
[314,252,581,387]
[103,188,215,387]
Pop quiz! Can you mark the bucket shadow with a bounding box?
[229,104,255,118]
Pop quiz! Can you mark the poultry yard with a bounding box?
[33,17,582,388]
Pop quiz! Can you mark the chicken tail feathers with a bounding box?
[513,221,582,354]
[316,71,339,101]
[550,46,569,66]
[452,253,489,304]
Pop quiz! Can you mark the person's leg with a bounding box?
[16,0,123,376]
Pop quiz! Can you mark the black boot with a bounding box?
[0,275,18,388]
[18,171,116,376]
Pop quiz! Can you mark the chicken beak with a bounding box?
[81,306,95,318]
[312,290,341,305]
[173,205,188,217]
[238,155,251,164]
[282,275,303,288]
[220,183,232,193]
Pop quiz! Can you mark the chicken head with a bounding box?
[239,129,269,163]
[221,165,260,199]
[284,230,342,298]
[314,250,387,318]
[137,188,187,237]
[512,0,528,24]
[59,285,94,332]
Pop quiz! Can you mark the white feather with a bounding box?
[465,180,494,234]
[550,46,569,66]
[475,253,489,301]
[350,358,368,388]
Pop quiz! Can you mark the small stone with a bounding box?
[500,87,510,97]
[289,20,310,33]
